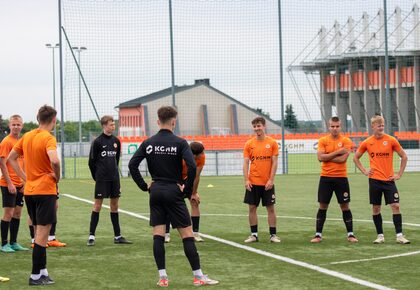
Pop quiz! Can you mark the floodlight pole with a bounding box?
[58,0,65,178]
[278,0,286,174]
[383,0,392,134]
[72,46,87,155]
[168,0,179,135]
[45,43,59,137]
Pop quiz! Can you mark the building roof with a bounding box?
[116,79,282,126]
[117,85,195,108]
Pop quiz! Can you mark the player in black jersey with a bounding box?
[129,106,218,287]
[87,115,131,246]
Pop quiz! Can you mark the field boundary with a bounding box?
[62,193,394,290]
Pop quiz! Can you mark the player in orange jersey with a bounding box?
[310,116,358,243]
[0,115,29,252]
[165,142,205,243]
[243,116,280,243]
[354,115,409,244]
[8,105,60,285]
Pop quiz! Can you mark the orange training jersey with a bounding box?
[318,134,352,177]
[13,129,58,195]
[182,152,205,180]
[244,136,279,186]
[0,135,24,187]
[357,134,402,181]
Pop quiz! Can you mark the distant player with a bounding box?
[243,116,281,243]
[8,105,60,285]
[354,115,410,244]
[87,115,131,246]
[129,106,218,287]
[311,116,358,243]
[165,141,205,243]
[0,115,29,252]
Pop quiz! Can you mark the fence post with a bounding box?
[215,151,219,176]
[73,152,76,179]
[285,149,288,174]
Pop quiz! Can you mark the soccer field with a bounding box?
[1,173,419,289]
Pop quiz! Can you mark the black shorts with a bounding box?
[94,180,121,199]
[149,182,191,229]
[25,195,57,226]
[244,185,276,207]
[1,186,24,208]
[369,178,399,205]
[318,177,350,204]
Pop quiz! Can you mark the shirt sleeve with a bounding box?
[243,141,250,158]
[0,139,10,159]
[181,140,196,197]
[343,137,353,150]
[128,142,148,191]
[357,140,367,154]
[317,138,326,152]
[13,137,24,156]
[391,137,402,152]
[272,140,279,156]
[46,135,57,151]
[116,138,121,165]
[88,139,99,180]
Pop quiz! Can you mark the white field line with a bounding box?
[117,212,420,228]
[199,213,420,228]
[329,250,420,265]
[63,193,393,290]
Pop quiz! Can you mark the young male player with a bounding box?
[354,115,410,244]
[311,116,358,243]
[243,116,281,243]
[165,141,205,243]
[129,106,218,287]
[0,115,29,252]
[8,105,60,285]
[87,115,131,246]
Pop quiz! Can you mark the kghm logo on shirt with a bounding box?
[101,151,117,157]
[251,155,271,161]
[146,145,177,155]
[370,152,390,158]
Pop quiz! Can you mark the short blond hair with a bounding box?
[9,115,23,122]
[371,115,384,126]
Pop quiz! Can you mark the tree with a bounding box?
[255,107,270,118]
[0,115,7,141]
[284,104,298,131]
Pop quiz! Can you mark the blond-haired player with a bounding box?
[354,115,409,244]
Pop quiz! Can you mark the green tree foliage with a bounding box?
[284,104,298,131]
[255,107,270,118]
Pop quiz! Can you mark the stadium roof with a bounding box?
[116,79,282,126]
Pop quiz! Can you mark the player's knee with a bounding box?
[372,206,381,215]
[2,209,13,221]
[340,203,349,211]
[390,203,400,212]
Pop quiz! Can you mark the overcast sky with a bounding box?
[1,0,417,123]
[0,0,58,122]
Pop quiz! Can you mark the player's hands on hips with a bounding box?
[389,174,401,181]
[7,184,17,194]
[265,179,274,190]
[190,193,200,204]
[363,168,373,176]
[245,180,252,191]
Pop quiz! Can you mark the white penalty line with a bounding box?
[62,193,393,290]
[329,250,420,265]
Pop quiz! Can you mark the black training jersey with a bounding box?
[128,129,196,196]
[88,133,121,181]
